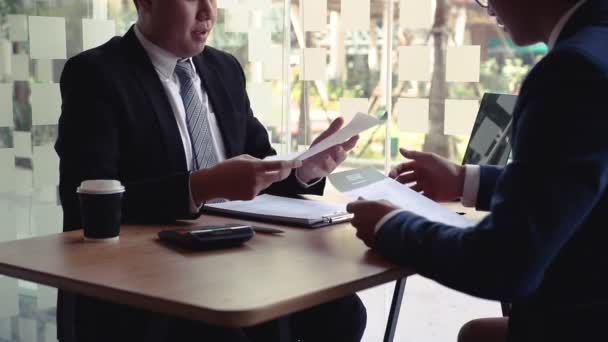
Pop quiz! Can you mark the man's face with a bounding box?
[142,0,217,57]
[489,0,544,46]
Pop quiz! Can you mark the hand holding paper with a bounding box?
[267,112,385,183]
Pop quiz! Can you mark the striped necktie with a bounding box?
[174,60,218,171]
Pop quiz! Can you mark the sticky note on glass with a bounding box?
[225,7,250,32]
[11,53,30,81]
[248,82,273,119]
[15,168,33,196]
[32,204,62,236]
[36,285,58,310]
[33,145,59,188]
[263,45,283,80]
[247,0,272,9]
[0,205,16,241]
[0,277,18,318]
[29,16,67,59]
[446,46,481,82]
[397,98,429,133]
[301,0,327,32]
[400,0,433,30]
[0,149,15,193]
[0,39,10,78]
[399,46,431,82]
[340,98,369,122]
[444,99,479,136]
[14,131,31,158]
[82,19,116,51]
[31,83,61,126]
[248,29,271,62]
[35,59,53,82]
[0,84,13,127]
[341,0,370,31]
[8,15,28,42]
[301,48,326,81]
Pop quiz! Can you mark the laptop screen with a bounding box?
[461,93,517,166]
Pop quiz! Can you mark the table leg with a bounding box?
[383,277,407,342]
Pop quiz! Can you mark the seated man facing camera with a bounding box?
[347,0,608,341]
[55,0,365,341]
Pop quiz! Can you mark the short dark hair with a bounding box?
[133,0,138,10]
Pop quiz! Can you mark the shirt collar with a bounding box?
[133,24,196,79]
[547,0,587,50]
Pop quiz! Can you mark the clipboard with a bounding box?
[202,195,353,228]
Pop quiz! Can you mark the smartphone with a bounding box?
[158,223,254,250]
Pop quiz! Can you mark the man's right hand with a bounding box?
[191,155,302,204]
[389,148,465,202]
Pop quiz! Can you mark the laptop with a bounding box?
[461,93,518,166]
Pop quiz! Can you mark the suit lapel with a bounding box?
[192,53,238,158]
[120,28,188,171]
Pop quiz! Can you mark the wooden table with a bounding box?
[0,212,412,340]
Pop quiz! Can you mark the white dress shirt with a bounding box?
[134,25,227,170]
[374,1,587,234]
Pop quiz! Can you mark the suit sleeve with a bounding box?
[476,165,503,211]
[229,55,325,196]
[374,50,608,301]
[55,56,193,231]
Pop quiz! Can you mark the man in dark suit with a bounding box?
[347,0,608,340]
[55,0,365,341]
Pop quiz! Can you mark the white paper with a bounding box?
[29,16,67,59]
[224,7,250,32]
[206,194,347,220]
[267,112,384,161]
[13,131,32,158]
[329,167,473,228]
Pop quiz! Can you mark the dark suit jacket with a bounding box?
[55,27,324,341]
[375,0,608,340]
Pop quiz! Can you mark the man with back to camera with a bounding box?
[54,0,367,341]
[347,0,608,341]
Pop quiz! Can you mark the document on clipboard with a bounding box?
[203,195,353,228]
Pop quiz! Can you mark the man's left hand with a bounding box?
[346,200,400,248]
[297,117,359,184]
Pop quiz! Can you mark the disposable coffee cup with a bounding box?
[77,180,125,241]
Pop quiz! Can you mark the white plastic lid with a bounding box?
[77,179,125,194]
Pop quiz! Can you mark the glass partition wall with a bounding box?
[0,0,540,340]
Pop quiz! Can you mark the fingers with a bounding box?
[389,161,416,178]
[258,159,302,171]
[341,135,359,152]
[399,148,428,161]
[395,172,417,185]
[311,117,344,145]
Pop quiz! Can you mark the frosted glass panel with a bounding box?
[29,16,67,59]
